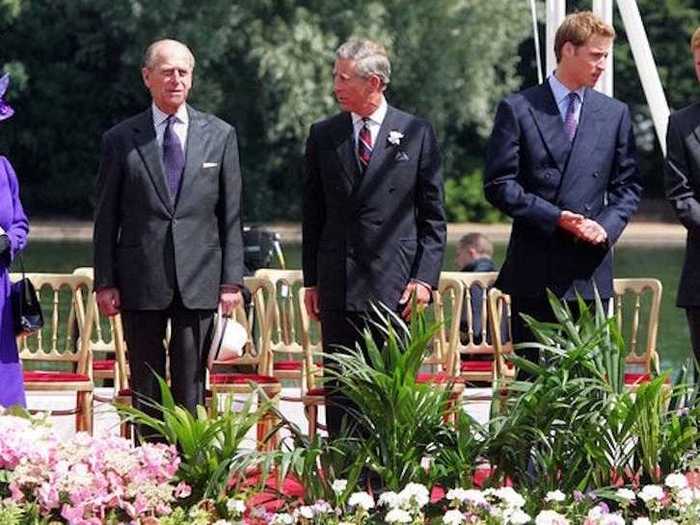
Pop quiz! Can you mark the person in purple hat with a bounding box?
[0,72,29,408]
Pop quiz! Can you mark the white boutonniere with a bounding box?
[387,130,404,146]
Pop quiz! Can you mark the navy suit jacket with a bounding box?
[484,83,641,300]
[302,105,446,312]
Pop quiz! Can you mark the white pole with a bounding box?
[616,0,670,154]
[592,0,614,96]
[546,0,566,80]
[529,0,543,84]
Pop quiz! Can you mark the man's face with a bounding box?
[694,47,700,83]
[333,58,373,113]
[142,42,193,114]
[565,34,612,88]
[455,245,475,270]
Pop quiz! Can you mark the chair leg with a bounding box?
[306,403,318,439]
[77,391,94,434]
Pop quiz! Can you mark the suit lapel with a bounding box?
[132,109,173,215]
[529,83,571,174]
[691,105,700,147]
[354,106,401,197]
[333,113,357,192]
[177,106,210,208]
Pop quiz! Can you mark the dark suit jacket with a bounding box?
[665,103,700,307]
[302,105,446,312]
[93,105,244,310]
[484,83,642,300]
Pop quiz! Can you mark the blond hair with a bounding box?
[554,11,615,62]
[691,27,700,52]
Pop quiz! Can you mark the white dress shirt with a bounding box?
[351,97,388,150]
[152,103,188,155]
[548,73,585,124]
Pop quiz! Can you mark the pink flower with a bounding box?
[61,503,86,523]
[174,481,192,498]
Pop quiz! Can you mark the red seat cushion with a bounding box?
[305,387,327,397]
[274,361,303,371]
[460,360,493,372]
[624,373,651,385]
[93,359,116,371]
[117,388,132,397]
[24,371,91,383]
[416,372,460,384]
[210,373,279,385]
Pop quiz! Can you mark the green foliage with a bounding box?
[324,304,453,491]
[444,163,507,222]
[116,375,270,503]
[0,0,529,220]
[487,291,700,498]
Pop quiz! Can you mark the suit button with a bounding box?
[545,171,552,180]
[592,171,599,178]
[584,204,591,211]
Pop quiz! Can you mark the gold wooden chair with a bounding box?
[254,269,322,397]
[486,287,514,413]
[611,278,663,385]
[441,271,515,386]
[298,287,325,438]
[207,276,282,449]
[13,273,96,433]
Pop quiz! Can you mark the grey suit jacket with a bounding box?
[93,105,244,310]
[665,103,700,307]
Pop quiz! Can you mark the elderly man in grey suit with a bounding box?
[93,39,244,435]
[665,27,700,366]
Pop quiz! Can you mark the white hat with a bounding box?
[207,313,248,371]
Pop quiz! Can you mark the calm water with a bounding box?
[19,240,693,373]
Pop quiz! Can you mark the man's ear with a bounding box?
[562,41,576,59]
[141,67,151,88]
[368,74,383,92]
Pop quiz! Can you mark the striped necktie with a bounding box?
[357,117,372,173]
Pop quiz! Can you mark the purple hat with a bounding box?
[0,73,14,122]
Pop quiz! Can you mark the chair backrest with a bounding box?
[486,287,513,380]
[431,276,465,375]
[440,271,499,357]
[297,286,323,391]
[611,278,662,374]
[210,276,276,376]
[12,273,96,378]
[253,269,305,361]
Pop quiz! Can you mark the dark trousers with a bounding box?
[121,294,214,441]
[685,308,700,367]
[320,309,395,439]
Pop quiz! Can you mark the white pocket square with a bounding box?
[202,162,218,168]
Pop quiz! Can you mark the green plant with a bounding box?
[324,304,453,491]
[116,376,271,503]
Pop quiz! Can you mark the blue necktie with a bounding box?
[163,115,185,200]
[563,92,580,142]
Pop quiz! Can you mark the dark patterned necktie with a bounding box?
[163,115,185,199]
[357,117,373,173]
[563,92,580,142]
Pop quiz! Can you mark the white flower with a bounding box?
[445,488,487,506]
[348,491,375,511]
[493,487,526,508]
[615,488,636,502]
[534,509,570,525]
[313,500,333,514]
[270,513,294,525]
[226,498,246,515]
[509,509,532,524]
[379,491,401,509]
[399,482,430,508]
[600,514,625,525]
[387,130,404,146]
[545,490,566,502]
[587,506,604,520]
[631,519,652,525]
[656,521,679,525]
[442,509,465,525]
[297,505,315,519]
[332,479,348,494]
[676,487,695,507]
[385,508,413,523]
[639,484,665,502]
[665,473,689,490]
[213,521,232,525]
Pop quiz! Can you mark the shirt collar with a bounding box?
[351,96,388,127]
[548,73,585,106]
[152,102,189,128]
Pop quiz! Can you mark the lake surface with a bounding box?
[19,240,693,374]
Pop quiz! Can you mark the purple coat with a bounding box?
[0,155,28,407]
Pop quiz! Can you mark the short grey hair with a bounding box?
[143,39,195,70]
[336,38,391,87]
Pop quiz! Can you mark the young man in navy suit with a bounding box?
[484,12,642,375]
[302,38,446,437]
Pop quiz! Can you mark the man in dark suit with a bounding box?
[93,39,244,433]
[302,38,446,437]
[484,12,641,375]
[665,27,700,366]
